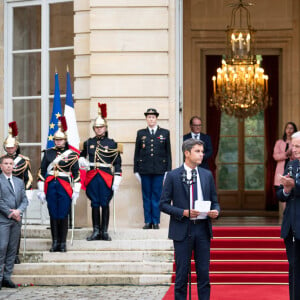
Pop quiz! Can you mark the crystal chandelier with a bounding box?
[211,0,270,119]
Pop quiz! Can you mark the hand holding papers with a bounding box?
[194,200,211,219]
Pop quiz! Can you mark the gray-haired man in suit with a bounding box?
[0,155,28,289]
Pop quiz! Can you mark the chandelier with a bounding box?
[211,0,270,119]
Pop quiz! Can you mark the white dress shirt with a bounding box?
[148,125,158,135]
[183,163,205,219]
[5,175,15,192]
[192,132,201,140]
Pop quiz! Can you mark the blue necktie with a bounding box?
[191,170,197,209]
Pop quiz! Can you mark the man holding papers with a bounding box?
[160,138,220,300]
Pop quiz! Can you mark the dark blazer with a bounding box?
[183,132,213,169]
[0,173,28,224]
[134,127,172,175]
[277,159,300,239]
[160,165,220,241]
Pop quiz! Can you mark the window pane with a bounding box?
[50,2,74,48]
[220,114,238,136]
[19,146,41,189]
[13,53,41,97]
[13,99,41,143]
[245,164,264,190]
[49,50,74,95]
[245,137,264,163]
[245,111,264,136]
[218,164,238,190]
[218,137,238,163]
[13,6,41,50]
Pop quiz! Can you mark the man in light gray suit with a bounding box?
[0,155,28,289]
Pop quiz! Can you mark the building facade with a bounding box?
[1,0,300,227]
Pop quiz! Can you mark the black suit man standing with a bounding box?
[183,116,213,170]
[160,138,220,300]
[277,131,300,300]
[0,155,28,289]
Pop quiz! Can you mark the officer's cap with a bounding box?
[144,108,159,117]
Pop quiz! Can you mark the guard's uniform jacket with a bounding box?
[38,146,80,219]
[134,127,172,175]
[80,136,122,207]
[1,154,33,190]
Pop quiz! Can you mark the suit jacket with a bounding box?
[0,173,28,224]
[134,127,172,175]
[160,165,220,241]
[183,132,213,169]
[273,139,295,186]
[277,159,300,239]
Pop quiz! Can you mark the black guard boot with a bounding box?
[49,218,60,252]
[59,217,69,252]
[101,206,112,241]
[86,207,101,241]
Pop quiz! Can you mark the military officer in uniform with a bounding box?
[2,121,33,264]
[37,117,81,252]
[79,103,122,241]
[134,108,172,229]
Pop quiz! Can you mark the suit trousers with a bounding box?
[140,174,164,224]
[284,229,300,300]
[0,220,21,281]
[174,221,211,300]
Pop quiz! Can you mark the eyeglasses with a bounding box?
[191,124,202,127]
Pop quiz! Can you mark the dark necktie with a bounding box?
[8,178,14,192]
[191,170,198,209]
[151,129,154,136]
[194,134,199,140]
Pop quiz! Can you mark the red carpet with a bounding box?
[162,284,289,300]
[163,226,289,299]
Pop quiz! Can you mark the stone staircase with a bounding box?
[13,226,174,286]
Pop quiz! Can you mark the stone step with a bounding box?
[11,274,172,286]
[21,226,169,240]
[20,239,173,251]
[13,262,173,275]
[41,250,174,262]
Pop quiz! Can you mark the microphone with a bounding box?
[288,164,293,178]
[191,169,197,184]
[181,170,187,184]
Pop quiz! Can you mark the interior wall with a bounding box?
[183,0,300,136]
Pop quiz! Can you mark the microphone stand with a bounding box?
[182,170,197,300]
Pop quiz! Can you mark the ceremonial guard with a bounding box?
[2,121,33,264]
[37,117,80,252]
[134,108,172,229]
[79,103,122,241]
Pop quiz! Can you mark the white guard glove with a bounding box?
[72,192,79,205]
[134,172,141,183]
[25,189,33,205]
[78,157,90,170]
[112,175,122,192]
[37,181,46,204]
[72,182,81,205]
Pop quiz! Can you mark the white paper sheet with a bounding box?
[194,200,211,219]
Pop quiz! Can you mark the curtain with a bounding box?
[206,56,222,181]
[261,56,279,210]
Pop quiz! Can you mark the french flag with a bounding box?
[65,69,86,189]
[65,69,80,154]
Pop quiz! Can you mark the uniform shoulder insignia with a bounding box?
[117,143,123,154]
[19,154,30,161]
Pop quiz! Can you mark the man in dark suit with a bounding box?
[183,116,213,170]
[0,155,28,289]
[134,108,172,229]
[277,131,300,300]
[160,138,220,300]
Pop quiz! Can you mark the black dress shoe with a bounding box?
[14,255,21,264]
[2,279,17,288]
[143,223,152,229]
[153,224,160,229]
